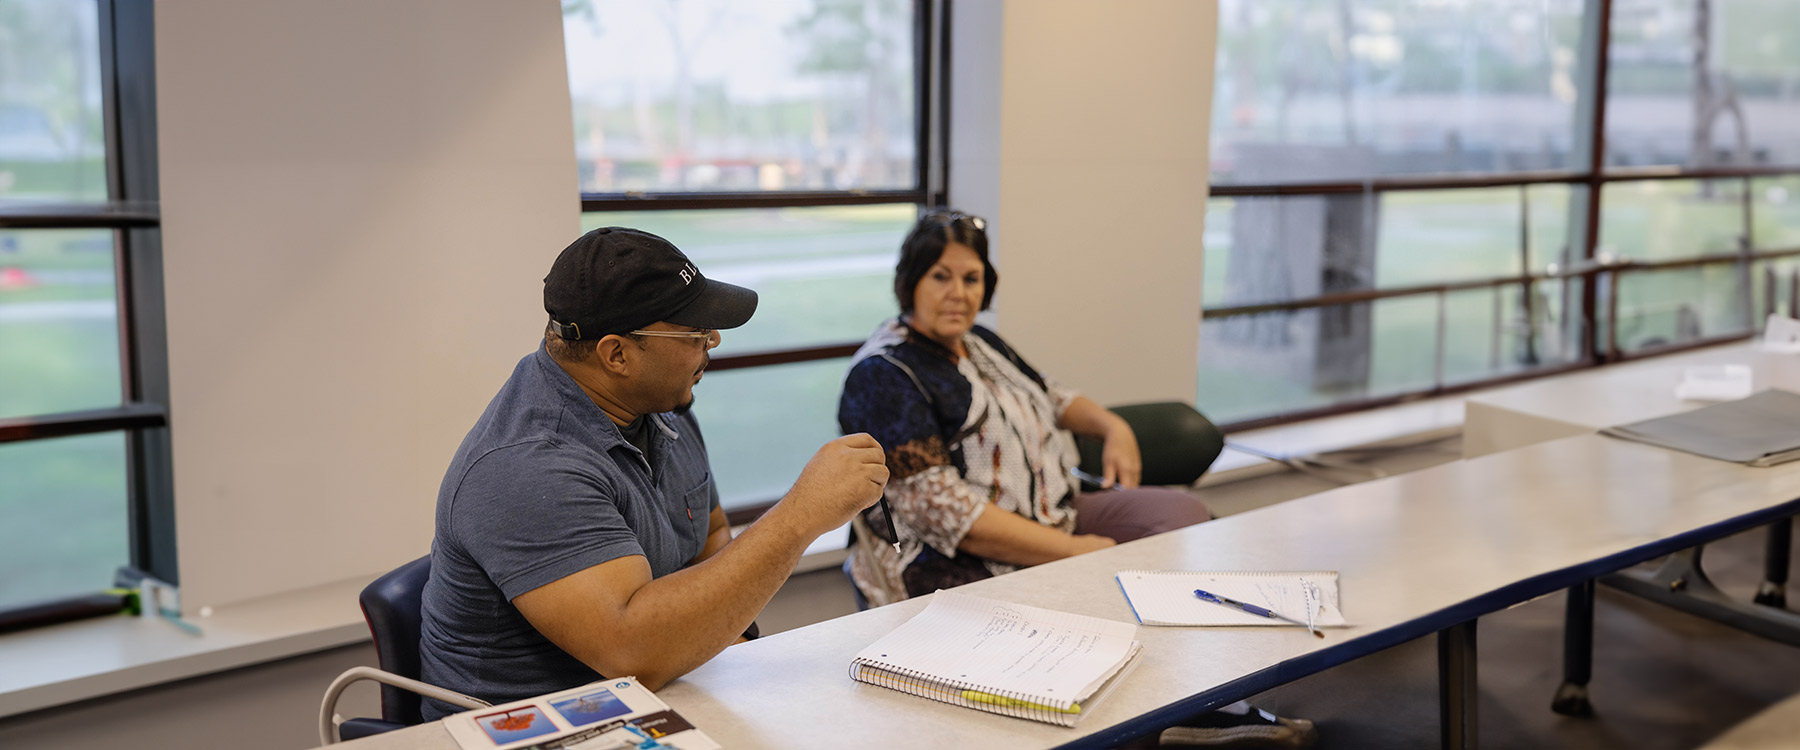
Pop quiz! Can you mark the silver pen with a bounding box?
[1068,466,1114,489]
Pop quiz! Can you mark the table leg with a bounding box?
[1754,518,1792,609]
[1438,620,1478,750]
[1552,581,1595,716]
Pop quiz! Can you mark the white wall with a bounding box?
[157,0,581,612]
[952,0,1218,407]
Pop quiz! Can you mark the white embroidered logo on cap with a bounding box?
[679,263,697,284]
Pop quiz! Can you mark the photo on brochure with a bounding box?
[549,687,633,727]
[474,706,560,744]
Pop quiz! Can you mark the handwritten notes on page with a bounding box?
[1116,570,1346,628]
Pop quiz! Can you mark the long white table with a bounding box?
[337,434,1800,750]
[1464,340,1800,714]
[1463,341,1800,459]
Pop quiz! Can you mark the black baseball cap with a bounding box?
[543,227,757,340]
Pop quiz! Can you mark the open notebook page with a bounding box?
[852,590,1140,704]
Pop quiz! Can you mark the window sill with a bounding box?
[0,575,373,719]
[1202,394,1466,486]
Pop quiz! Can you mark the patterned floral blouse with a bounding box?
[837,318,1081,607]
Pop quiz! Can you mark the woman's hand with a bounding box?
[1101,420,1142,489]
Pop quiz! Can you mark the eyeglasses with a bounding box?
[627,328,718,346]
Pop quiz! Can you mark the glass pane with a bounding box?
[1750,257,1800,320]
[1203,187,1572,302]
[1609,264,1755,351]
[563,0,918,193]
[1201,283,1581,423]
[1527,184,1578,272]
[1199,299,1439,424]
[1437,284,1580,385]
[0,0,106,201]
[1606,0,1800,169]
[580,205,915,352]
[1366,296,1438,395]
[1598,178,1745,262]
[0,432,128,610]
[1203,193,1378,310]
[1377,187,1566,288]
[0,228,121,418]
[1211,0,1587,184]
[1201,198,1235,307]
[1199,308,1355,425]
[690,358,849,510]
[1753,176,1800,250]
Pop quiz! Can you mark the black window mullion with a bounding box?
[0,405,167,443]
[913,0,932,200]
[101,0,177,585]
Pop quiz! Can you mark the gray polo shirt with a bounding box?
[418,346,718,719]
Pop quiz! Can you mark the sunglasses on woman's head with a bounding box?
[938,210,986,233]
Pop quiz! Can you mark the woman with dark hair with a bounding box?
[836,211,1318,749]
[838,210,1213,604]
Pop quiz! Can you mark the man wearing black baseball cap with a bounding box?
[418,228,888,716]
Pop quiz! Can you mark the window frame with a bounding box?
[566,0,949,523]
[0,0,172,623]
[1201,0,1800,431]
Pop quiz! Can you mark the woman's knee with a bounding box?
[1080,487,1212,541]
[1138,488,1212,531]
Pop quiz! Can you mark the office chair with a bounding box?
[318,555,488,745]
[1075,401,1225,488]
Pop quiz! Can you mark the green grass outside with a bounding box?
[0,158,107,202]
[0,433,128,610]
[0,228,122,419]
[0,228,115,304]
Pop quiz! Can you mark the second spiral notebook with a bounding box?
[848,591,1141,727]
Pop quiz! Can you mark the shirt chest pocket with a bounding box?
[670,473,715,550]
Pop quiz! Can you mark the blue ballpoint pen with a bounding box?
[1194,589,1324,638]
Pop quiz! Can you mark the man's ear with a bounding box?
[595,335,633,376]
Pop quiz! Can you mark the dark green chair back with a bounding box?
[1075,402,1225,488]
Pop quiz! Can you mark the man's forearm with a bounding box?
[598,504,812,688]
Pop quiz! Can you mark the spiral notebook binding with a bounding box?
[849,660,1072,725]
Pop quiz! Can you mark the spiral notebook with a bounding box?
[1116,570,1346,628]
[848,591,1142,727]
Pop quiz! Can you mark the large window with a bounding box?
[0,0,168,618]
[563,0,936,515]
[1200,0,1800,428]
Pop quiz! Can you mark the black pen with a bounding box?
[879,497,901,552]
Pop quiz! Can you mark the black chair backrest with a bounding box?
[1076,402,1225,487]
[359,555,432,725]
